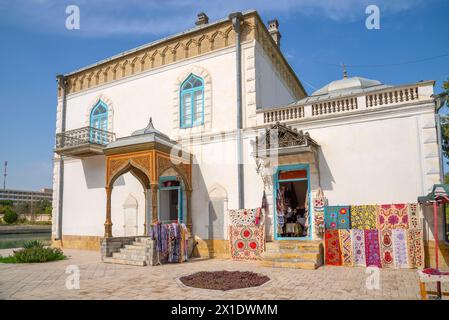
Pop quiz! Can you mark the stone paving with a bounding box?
[0,248,447,300]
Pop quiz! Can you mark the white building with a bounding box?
[51,10,446,268]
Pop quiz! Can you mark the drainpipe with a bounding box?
[229,11,245,209]
[55,74,67,240]
[433,92,448,183]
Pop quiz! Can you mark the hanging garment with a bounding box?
[392,229,409,268]
[408,203,421,230]
[379,229,394,268]
[325,230,342,266]
[351,229,366,267]
[351,205,378,230]
[364,229,381,267]
[377,204,409,230]
[229,225,265,260]
[407,229,424,269]
[339,229,353,267]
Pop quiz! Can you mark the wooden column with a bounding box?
[151,183,158,223]
[104,186,113,238]
[186,189,192,230]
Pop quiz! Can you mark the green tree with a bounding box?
[3,207,18,224]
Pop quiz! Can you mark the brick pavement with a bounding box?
[0,248,446,300]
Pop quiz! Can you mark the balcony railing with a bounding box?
[55,126,115,157]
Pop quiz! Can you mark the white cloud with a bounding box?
[1,0,424,37]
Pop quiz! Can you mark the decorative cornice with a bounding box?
[57,11,305,102]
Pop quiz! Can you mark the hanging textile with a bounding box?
[407,229,424,269]
[325,230,342,266]
[364,229,381,267]
[325,206,350,230]
[351,229,366,267]
[228,208,259,226]
[392,229,409,268]
[350,205,377,230]
[339,229,353,266]
[324,206,338,230]
[379,229,394,268]
[153,222,188,263]
[229,225,265,260]
[408,203,421,230]
[377,204,409,230]
[313,188,326,212]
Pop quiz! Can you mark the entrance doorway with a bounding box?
[158,177,183,223]
[275,165,310,239]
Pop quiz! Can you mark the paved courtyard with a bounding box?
[0,248,445,300]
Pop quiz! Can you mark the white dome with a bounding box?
[312,76,383,96]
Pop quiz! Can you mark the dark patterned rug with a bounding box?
[179,271,270,291]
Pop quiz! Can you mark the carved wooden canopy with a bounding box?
[254,121,319,154]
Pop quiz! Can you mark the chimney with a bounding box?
[195,12,209,26]
[267,19,281,47]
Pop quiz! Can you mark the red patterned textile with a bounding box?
[229,225,265,260]
[325,230,342,266]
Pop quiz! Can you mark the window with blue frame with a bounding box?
[180,74,204,128]
[89,100,108,144]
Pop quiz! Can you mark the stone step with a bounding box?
[132,242,148,247]
[265,241,322,251]
[124,244,149,250]
[119,247,149,255]
[112,252,147,261]
[103,257,146,267]
[261,251,320,261]
[259,258,318,270]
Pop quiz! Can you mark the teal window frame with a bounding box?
[158,176,184,224]
[180,74,204,128]
[89,100,108,144]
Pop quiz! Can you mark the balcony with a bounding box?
[55,126,115,157]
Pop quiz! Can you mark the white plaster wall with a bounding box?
[63,46,240,140]
[62,156,106,236]
[254,42,297,110]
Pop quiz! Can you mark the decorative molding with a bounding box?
[57,11,304,106]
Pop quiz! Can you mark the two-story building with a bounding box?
[52,10,447,268]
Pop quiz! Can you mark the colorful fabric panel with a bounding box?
[325,230,342,266]
[377,204,409,230]
[339,229,353,266]
[228,208,260,226]
[325,206,350,230]
[364,229,381,267]
[379,229,394,268]
[392,229,409,268]
[407,229,424,269]
[351,205,377,230]
[229,225,265,260]
[408,203,421,230]
[351,229,366,267]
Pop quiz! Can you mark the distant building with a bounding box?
[0,188,53,204]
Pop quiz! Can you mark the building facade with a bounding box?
[0,188,52,204]
[51,10,447,267]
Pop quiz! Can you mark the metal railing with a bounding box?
[55,126,115,149]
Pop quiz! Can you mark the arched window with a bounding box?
[180,74,204,128]
[90,100,108,143]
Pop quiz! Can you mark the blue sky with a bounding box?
[0,0,448,190]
